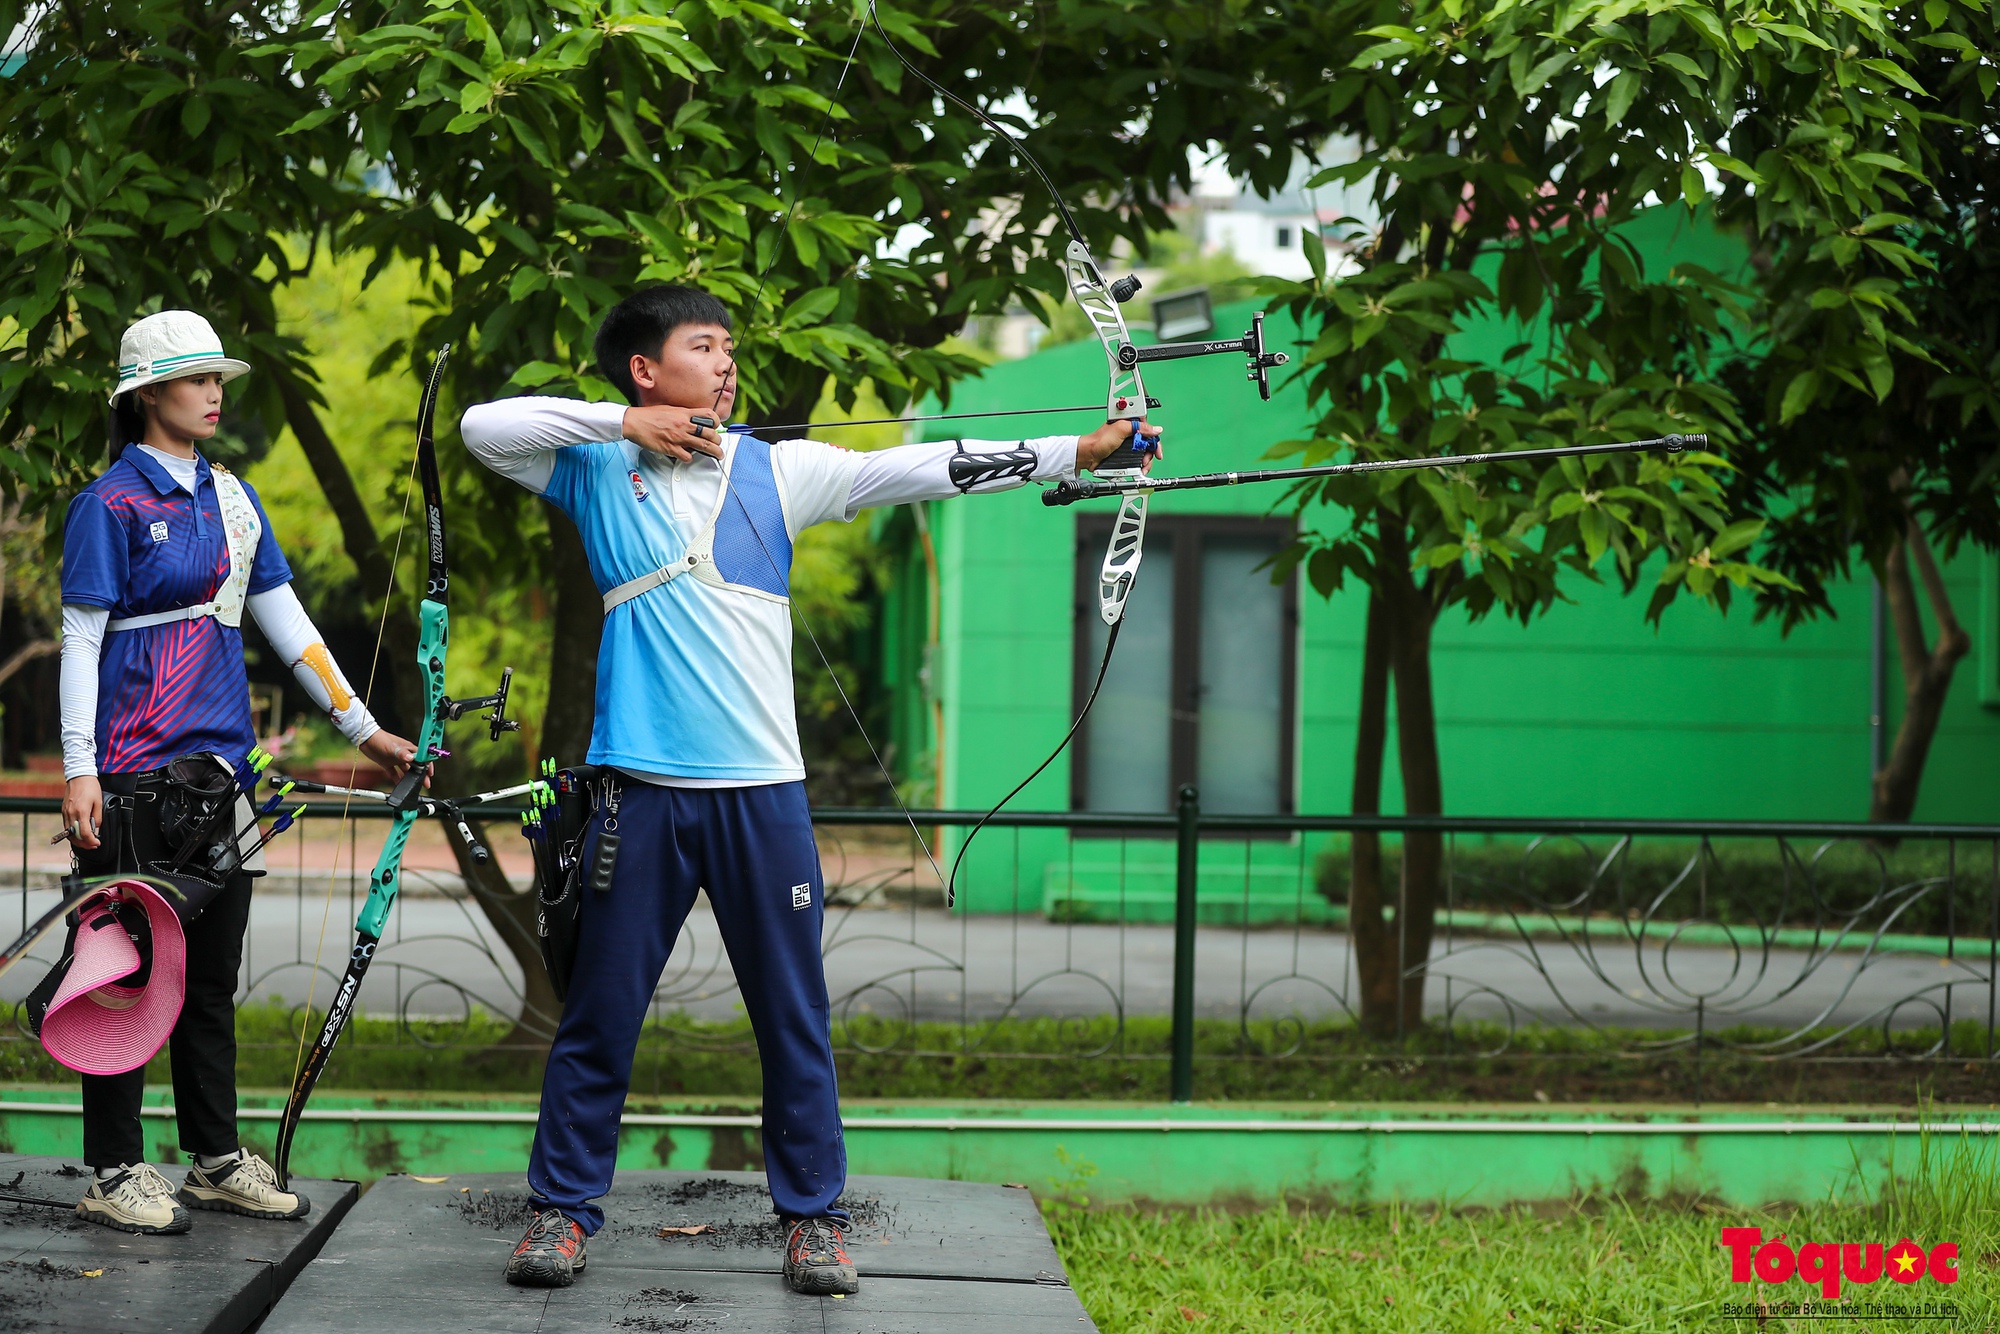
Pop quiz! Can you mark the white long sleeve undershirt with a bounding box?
[459,398,1079,522]
[59,605,110,780]
[60,585,379,779]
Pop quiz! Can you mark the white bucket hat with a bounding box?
[109,310,251,404]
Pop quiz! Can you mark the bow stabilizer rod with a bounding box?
[1044,433,1705,507]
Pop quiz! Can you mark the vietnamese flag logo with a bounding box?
[1885,1238,1928,1284]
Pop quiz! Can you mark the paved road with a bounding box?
[3,884,1984,1036]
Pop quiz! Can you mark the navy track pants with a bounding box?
[527,780,846,1234]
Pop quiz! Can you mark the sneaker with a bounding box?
[784,1216,859,1295]
[77,1163,191,1235]
[505,1208,587,1288]
[179,1152,310,1220]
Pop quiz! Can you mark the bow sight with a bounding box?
[442,664,522,744]
[1106,290,1291,401]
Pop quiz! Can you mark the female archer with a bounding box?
[56,309,419,1234]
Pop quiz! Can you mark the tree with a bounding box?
[3,0,1335,1044]
[1257,0,1917,1034]
[1718,0,1999,822]
[0,0,424,715]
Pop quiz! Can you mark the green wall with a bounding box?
[2,1090,1990,1210]
[871,213,2000,913]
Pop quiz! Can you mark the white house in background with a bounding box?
[1198,193,1325,279]
[1189,139,1375,281]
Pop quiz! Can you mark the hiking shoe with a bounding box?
[784,1216,859,1295]
[180,1153,310,1220]
[506,1208,587,1287]
[77,1163,191,1235]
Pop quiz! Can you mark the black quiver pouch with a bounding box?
[148,756,239,918]
[534,766,607,1003]
[78,759,232,924]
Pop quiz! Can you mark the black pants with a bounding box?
[76,776,255,1169]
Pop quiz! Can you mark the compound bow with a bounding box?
[271,345,523,1187]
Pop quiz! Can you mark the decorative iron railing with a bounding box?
[0,793,1993,1101]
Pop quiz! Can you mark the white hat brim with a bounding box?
[108,357,253,405]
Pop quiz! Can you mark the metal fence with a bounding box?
[2,793,1996,1098]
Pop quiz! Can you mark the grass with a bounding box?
[1047,1133,2000,1331]
[1315,836,1995,940]
[4,1003,1996,1105]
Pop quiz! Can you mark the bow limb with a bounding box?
[853,2,1151,907]
[862,0,1151,627]
[272,346,455,1189]
[1058,240,1152,627]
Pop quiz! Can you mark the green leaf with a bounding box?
[1760,22,1832,50]
[1514,50,1572,97]
[1680,163,1706,208]
[1701,151,1761,184]
[1349,39,1417,68]
[1580,507,1609,563]
[1302,228,1327,284]
[1864,356,1893,401]
[1779,369,1820,423]
[1849,152,1915,174]
[1423,543,1464,568]
[1706,519,1764,560]
[1604,70,1639,125]
[508,360,566,388]
[1857,58,1928,97]
[279,106,340,136]
[781,286,840,326]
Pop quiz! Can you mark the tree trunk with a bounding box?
[1345,588,1399,1036]
[1870,520,1971,822]
[1377,522,1444,1035]
[272,374,423,730]
[539,505,602,763]
[0,639,58,690]
[454,504,608,1062]
[0,503,57,690]
[447,823,564,1068]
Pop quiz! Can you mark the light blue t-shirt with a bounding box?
[542,432,859,782]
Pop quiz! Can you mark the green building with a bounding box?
[868,216,2000,917]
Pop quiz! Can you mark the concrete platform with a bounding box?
[265,1170,1098,1332]
[0,1154,357,1333]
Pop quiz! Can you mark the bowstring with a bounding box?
[703,11,953,899]
[285,441,420,1099]
[854,0,1136,907]
[714,0,1137,910]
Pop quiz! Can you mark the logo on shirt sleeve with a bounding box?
[149,521,169,544]
[629,469,650,503]
[791,882,812,910]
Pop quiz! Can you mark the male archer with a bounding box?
[461,284,1156,1294]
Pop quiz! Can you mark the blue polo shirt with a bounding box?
[61,448,293,774]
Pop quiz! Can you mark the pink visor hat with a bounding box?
[39,881,186,1076]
